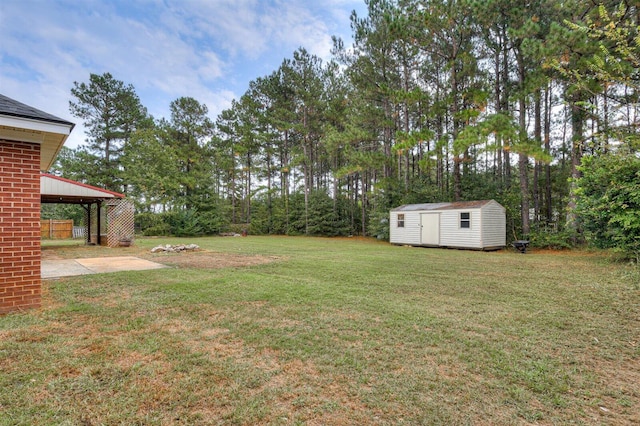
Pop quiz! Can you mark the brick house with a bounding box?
[0,94,74,314]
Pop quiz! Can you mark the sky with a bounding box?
[0,0,366,149]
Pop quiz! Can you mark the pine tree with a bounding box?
[69,72,151,191]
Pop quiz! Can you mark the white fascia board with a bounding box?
[0,114,73,137]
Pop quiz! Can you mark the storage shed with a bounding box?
[390,200,506,250]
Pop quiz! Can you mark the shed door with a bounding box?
[420,213,440,245]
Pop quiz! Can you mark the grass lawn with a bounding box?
[2,236,639,425]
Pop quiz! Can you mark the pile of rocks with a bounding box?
[151,244,200,253]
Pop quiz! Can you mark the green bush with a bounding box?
[287,191,352,236]
[226,223,250,235]
[528,226,575,250]
[246,198,286,235]
[136,208,226,237]
[368,208,390,240]
[136,212,165,234]
[163,210,203,237]
[142,223,171,237]
[575,153,640,261]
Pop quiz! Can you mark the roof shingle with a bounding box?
[0,94,73,126]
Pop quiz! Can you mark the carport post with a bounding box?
[97,200,102,245]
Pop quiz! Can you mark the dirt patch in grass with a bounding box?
[41,249,65,260]
[147,250,282,269]
[41,243,282,270]
[261,358,373,424]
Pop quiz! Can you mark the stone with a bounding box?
[150,243,200,253]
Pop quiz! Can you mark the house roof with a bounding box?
[0,94,74,125]
[0,94,75,170]
[41,173,125,204]
[391,200,498,212]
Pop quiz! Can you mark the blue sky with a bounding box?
[0,0,366,148]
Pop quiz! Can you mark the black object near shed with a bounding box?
[512,240,530,254]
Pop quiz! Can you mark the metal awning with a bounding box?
[41,173,124,204]
[40,174,128,247]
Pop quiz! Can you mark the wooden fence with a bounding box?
[41,219,74,240]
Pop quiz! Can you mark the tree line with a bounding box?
[48,0,640,259]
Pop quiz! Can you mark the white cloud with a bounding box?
[160,0,269,58]
[0,0,366,150]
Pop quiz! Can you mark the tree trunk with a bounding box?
[494,46,503,184]
[566,95,585,235]
[451,62,461,201]
[502,29,511,188]
[303,108,310,236]
[517,50,529,236]
[544,83,553,223]
[533,91,542,224]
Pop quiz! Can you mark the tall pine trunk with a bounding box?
[544,83,553,223]
[516,48,530,236]
[566,93,585,236]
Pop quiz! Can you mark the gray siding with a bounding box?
[480,201,506,248]
[440,209,483,248]
[389,211,421,245]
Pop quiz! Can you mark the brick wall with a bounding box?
[0,140,41,314]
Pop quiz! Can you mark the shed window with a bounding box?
[460,212,470,228]
[397,213,405,228]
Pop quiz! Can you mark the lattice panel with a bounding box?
[105,199,135,248]
[85,204,92,244]
[89,203,101,245]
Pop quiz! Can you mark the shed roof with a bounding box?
[391,200,497,212]
[41,173,125,204]
[0,94,75,170]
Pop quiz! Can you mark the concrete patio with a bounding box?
[42,256,167,279]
